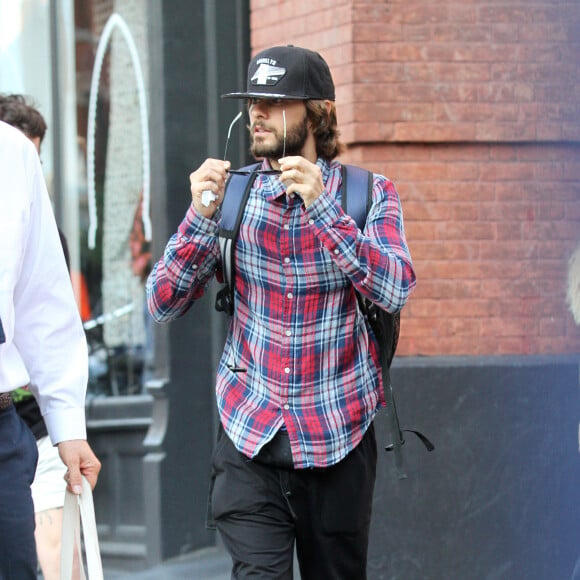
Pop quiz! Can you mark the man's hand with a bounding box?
[58,439,101,494]
[190,159,231,218]
[278,156,324,208]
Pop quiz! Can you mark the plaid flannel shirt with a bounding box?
[147,158,415,468]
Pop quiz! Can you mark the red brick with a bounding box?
[481,317,538,338]
[539,317,566,337]
[540,242,579,260]
[496,223,523,241]
[394,122,477,142]
[495,182,579,202]
[405,299,443,318]
[354,102,433,123]
[403,201,452,221]
[436,182,495,202]
[536,125,565,140]
[250,0,580,357]
[451,205,479,221]
[404,221,438,241]
[538,202,566,221]
[564,203,580,220]
[479,202,535,222]
[445,299,498,318]
[523,221,580,241]
[410,240,480,261]
[476,6,534,23]
[479,241,537,261]
[478,84,516,103]
[437,223,495,241]
[409,279,460,300]
[455,281,483,299]
[562,124,580,141]
[476,123,536,141]
[435,144,489,162]
[435,103,520,123]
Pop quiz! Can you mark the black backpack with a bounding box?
[215,163,434,478]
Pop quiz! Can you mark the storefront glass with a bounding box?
[0,0,54,193]
[0,0,153,396]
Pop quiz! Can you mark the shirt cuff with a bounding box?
[179,204,220,238]
[305,190,343,228]
[43,407,87,445]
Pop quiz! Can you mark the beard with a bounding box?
[250,112,309,160]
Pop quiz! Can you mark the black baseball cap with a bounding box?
[222,45,335,101]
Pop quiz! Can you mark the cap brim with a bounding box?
[221,91,308,100]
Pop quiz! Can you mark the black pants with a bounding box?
[0,404,39,580]
[209,424,377,579]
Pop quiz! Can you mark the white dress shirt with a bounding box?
[0,121,88,444]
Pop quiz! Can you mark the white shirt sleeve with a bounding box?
[0,121,88,444]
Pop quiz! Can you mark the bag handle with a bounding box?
[61,476,104,580]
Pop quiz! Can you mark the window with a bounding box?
[0,0,153,396]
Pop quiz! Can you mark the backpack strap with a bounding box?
[341,164,434,476]
[215,163,261,315]
[341,164,372,230]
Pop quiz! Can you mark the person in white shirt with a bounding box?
[0,92,85,580]
[0,119,101,578]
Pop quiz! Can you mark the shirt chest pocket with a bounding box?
[298,239,346,292]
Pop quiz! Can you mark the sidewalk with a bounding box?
[103,546,302,579]
[103,547,231,580]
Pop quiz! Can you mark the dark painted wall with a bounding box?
[147,0,250,561]
[368,356,580,580]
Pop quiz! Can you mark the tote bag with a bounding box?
[60,475,104,580]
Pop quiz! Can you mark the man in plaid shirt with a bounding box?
[147,45,416,579]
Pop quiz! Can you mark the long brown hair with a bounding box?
[305,100,345,161]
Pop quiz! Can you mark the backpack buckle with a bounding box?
[215,286,234,316]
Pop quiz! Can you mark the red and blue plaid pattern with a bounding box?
[147,159,415,468]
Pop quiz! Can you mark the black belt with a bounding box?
[0,392,13,411]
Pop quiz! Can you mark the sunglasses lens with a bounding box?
[228,169,281,176]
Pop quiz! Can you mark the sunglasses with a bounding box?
[224,110,286,176]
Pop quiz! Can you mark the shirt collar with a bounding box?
[258,158,333,203]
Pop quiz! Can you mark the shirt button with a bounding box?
[192,264,198,269]
[283,403,290,410]
[334,249,340,255]
[308,219,314,225]
[284,257,291,263]
[284,367,290,374]
[284,224,290,230]
[285,330,292,337]
[287,293,293,299]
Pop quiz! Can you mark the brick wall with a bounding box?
[348,142,580,356]
[250,0,580,356]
